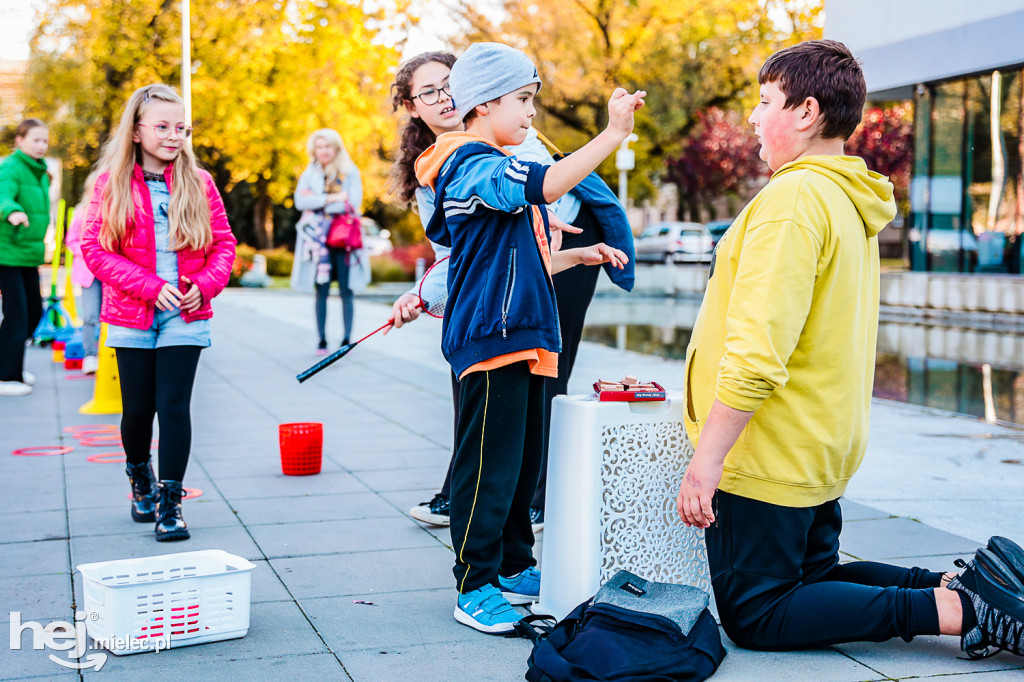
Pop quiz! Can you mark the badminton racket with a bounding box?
[296,256,449,383]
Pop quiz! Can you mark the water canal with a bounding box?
[582,296,1024,426]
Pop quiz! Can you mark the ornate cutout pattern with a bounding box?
[599,421,711,593]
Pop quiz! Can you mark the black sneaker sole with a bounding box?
[155,529,191,542]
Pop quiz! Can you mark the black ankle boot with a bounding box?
[154,480,190,542]
[126,461,157,523]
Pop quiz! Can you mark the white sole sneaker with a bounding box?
[22,370,36,386]
[82,356,99,375]
[453,606,518,634]
[0,381,32,396]
[409,505,451,526]
[501,591,538,606]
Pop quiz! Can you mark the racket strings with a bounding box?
[417,256,449,319]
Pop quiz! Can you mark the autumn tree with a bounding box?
[25,0,406,247]
[845,103,914,210]
[664,107,766,221]
[450,0,822,202]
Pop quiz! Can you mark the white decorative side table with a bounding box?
[535,392,711,620]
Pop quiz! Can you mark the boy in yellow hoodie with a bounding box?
[677,39,1024,659]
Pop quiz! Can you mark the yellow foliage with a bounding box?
[25,0,409,245]
[454,0,823,201]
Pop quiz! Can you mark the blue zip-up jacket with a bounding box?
[415,132,561,379]
[568,170,635,291]
[525,131,636,291]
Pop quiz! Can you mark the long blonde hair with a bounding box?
[96,84,211,251]
[306,128,357,183]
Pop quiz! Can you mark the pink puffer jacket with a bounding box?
[81,164,237,330]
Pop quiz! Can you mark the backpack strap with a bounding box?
[512,614,557,643]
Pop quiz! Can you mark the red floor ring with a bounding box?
[73,430,119,439]
[125,487,202,500]
[64,374,94,381]
[62,421,116,432]
[12,445,74,457]
[86,452,126,463]
[79,435,123,447]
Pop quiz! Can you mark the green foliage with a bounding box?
[370,254,409,282]
[228,244,293,285]
[363,197,424,247]
[260,247,293,277]
[229,243,257,286]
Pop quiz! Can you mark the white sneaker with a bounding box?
[0,381,32,396]
[82,356,99,375]
[22,370,36,386]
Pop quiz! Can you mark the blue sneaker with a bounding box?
[454,584,522,634]
[499,566,541,605]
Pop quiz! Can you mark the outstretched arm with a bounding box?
[541,88,645,203]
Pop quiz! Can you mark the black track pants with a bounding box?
[706,490,944,650]
[450,362,545,593]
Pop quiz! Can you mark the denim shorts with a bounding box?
[106,308,211,349]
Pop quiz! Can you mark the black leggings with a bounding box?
[115,346,202,482]
[0,265,43,381]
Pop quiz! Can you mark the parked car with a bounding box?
[634,222,714,263]
[704,218,733,248]
[360,217,394,257]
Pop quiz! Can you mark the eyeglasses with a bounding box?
[137,123,193,140]
[411,83,451,106]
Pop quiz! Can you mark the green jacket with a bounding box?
[0,149,51,267]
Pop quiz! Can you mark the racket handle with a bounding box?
[295,319,393,384]
[296,344,352,383]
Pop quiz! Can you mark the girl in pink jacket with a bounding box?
[82,84,236,542]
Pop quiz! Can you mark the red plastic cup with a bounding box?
[278,423,323,476]
[65,358,83,370]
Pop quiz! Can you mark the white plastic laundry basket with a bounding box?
[77,549,256,655]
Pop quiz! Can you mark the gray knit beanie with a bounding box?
[449,43,543,121]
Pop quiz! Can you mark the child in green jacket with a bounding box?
[0,118,50,396]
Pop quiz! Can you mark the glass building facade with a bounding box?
[910,69,1024,273]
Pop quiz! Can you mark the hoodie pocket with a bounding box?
[684,344,699,427]
[500,244,517,339]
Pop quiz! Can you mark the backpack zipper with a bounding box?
[501,245,517,338]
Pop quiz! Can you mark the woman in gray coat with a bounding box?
[292,129,363,354]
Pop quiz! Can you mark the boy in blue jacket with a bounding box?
[415,42,643,634]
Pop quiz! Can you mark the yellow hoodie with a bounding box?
[684,155,896,507]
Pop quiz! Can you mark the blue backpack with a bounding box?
[520,571,726,681]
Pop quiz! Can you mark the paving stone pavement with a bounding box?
[2,287,1024,680]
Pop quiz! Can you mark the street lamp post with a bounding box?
[181,0,192,125]
[615,133,639,206]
